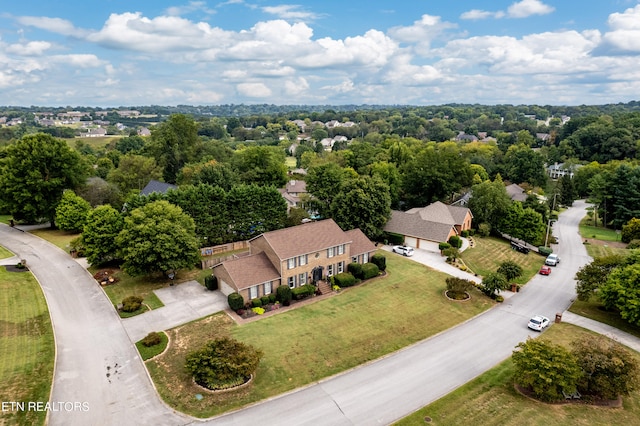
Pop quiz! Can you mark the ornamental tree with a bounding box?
[600,263,640,326]
[512,338,582,402]
[82,205,124,266]
[116,200,199,276]
[571,335,639,399]
[185,337,263,390]
[55,190,92,232]
[574,254,625,301]
[497,260,523,282]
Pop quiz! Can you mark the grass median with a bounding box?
[394,323,640,426]
[146,253,494,417]
[0,267,55,426]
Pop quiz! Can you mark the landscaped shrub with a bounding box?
[446,277,473,299]
[276,285,292,306]
[252,306,265,315]
[291,284,316,300]
[448,235,462,248]
[260,295,270,306]
[438,242,451,252]
[228,292,244,311]
[361,263,380,280]
[141,331,162,347]
[371,254,387,272]
[251,298,263,308]
[333,272,356,288]
[121,295,143,313]
[268,293,277,303]
[185,337,263,391]
[538,246,553,256]
[204,275,218,291]
[477,223,491,237]
[348,262,363,279]
[384,232,405,245]
[461,230,469,238]
[495,295,504,303]
[443,247,460,262]
[628,239,640,249]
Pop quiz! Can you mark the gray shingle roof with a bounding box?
[384,210,455,242]
[140,179,177,196]
[214,252,280,290]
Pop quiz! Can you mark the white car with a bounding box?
[528,315,550,331]
[545,253,560,266]
[392,246,414,257]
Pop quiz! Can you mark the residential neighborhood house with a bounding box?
[213,219,377,302]
[505,183,528,202]
[546,162,582,179]
[279,180,308,211]
[383,201,473,252]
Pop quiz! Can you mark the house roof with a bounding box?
[406,201,462,225]
[140,179,177,196]
[505,183,527,202]
[214,252,280,290]
[253,219,351,260]
[345,228,377,257]
[285,180,307,194]
[384,210,456,243]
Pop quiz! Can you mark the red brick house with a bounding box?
[213,219,376,301]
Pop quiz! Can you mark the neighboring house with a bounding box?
[383,201,473,252]
[137,127,151,136]
[140,179,177,196]
[506,183,528,202]
[455,132,478,142]
[213,219,377,301]
[279,180,307,211]
[546,162,582,179]
[84,128,107,137]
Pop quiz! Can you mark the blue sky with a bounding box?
[1,0,639,107]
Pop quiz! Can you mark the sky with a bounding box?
[1,0,640,107]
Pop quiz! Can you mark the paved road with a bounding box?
[1,200,629,425]
[0,225,188,426]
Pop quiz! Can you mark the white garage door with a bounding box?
[418,239,440,253]
[404,236,418,248]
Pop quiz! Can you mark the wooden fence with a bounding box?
[200,241,250,269]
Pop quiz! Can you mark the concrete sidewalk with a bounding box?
[121,280,228,342]
[562,311,640,353]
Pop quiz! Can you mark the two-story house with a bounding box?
[213,219,376,302]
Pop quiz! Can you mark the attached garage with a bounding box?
[417,239,440,253]
[404,236,418,248]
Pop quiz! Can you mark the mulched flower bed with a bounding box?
[4,264,30,273]
[93,269,120,286]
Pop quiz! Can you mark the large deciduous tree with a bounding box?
[54,190,91,232]
[116,200,199,276]
[225,185,287,240]
[306,162,350,218]
[503,144,546,187]
[82,205,124,266]
[575,254,625,301]
[600,263,640,326]
[468,176,512,231]
[232,145,288,187]
[106,154,163,195]
[401,144,473,208]
[148,114,201,184]
[330,175,391,239]
[0,133,88,225]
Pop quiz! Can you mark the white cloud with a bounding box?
[507,0,555,18]
[460,10,505,20]
[261,5,320,21]
[284,77,309,96]
[237,82,272,97]
[599,4,640,53]
[16,16,88,37]
[166,1,216,16]
[5,41,51,56]
[388,14,456,45]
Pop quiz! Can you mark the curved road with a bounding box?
[0,201,591,425]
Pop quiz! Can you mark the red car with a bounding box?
[539,266,552,275]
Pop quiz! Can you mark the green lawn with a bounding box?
[583,243,628,259]
[579,218,621,242]
[0,267,55,426]
[136,332,169,361]
[395,323,640,426]
[569,298,640,339]
[28,228,81,252]
[0,215,12,225]
[0,245,14,259]
[146,253,495,417]
[461,236,545,285]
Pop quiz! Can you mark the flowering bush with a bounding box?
[252,307,265,315]
[332,285,341,292]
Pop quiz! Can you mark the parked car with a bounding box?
[392,246,414,257]
[545,253,560,266]
[539,265,552,275]
[528,315,550,331]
